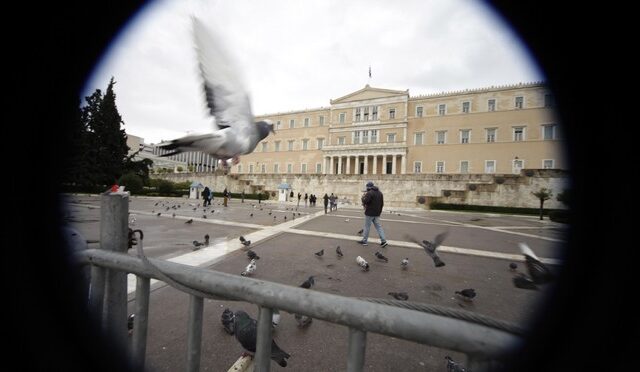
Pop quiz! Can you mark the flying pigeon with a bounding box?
[374,251,389,263]
[241,259,257,276]
[294,313,313,328]
[239,236,251,247]
[300,276,315,289]
[519,242,554,284]
[455,288,476,301]
[388,292,409,301]
[157,18,275,167]
[221,308,235,335]
[314,249,324,257]
[400,258,409,269]
[356,256,370,272]
[246,249,260,260]
[336,245,344,258]
[233,311,290,367]
[445,356,469,372]
[405,232,447,268]
[185,219,193,224]
[513,273,539,290]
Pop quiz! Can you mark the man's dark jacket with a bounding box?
[361,186,384,216]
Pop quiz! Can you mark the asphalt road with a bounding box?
[63,193,566,372]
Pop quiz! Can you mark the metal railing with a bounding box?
[76,193,522,372]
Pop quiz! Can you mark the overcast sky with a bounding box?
[83,0,543,145]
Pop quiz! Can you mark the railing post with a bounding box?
[347,328,367,372]
[255,307,274,372]
[131,275,150,370]
[100,191,129,346]
[186,295,204,372]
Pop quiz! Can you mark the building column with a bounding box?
[337,156,343,174]
[382,155,387,174]
[392,155,397,175]
[364,155,369,175]
[401,155,406,175]
[329,156,334,174]
[372,155,377,175]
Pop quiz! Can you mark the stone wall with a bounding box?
[157,169,569,209]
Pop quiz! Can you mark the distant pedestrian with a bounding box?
[297,192,301,207]
[223,188,229,207]
[304,193,308,207]
[258,192,262,204]
[323,193,329,214]
[201,186,211,207]
[357,181,388,248]
[329,193,337,212]
[241,191,245,203]
[290,190,294,199]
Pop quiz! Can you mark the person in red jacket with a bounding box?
[357,181,388,247]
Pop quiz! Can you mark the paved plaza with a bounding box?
[64,193,566,371]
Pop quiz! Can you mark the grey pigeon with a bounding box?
[388,292,409,301]
[221,308,235,335]
[233,311,290,367]
[405,232,447,267]
[294,313,313,328]
[300,276,315,289]
[400,258,409,269]
[246,249,260,260]
[314,249,324,257]
[239,236,251,247]
[374,251,389,262]
[336,245,344,258]
[445,356,469,372]
[519,242,554,284]
[455,288,476,301]
[192,240,204,250]
[357,229,363,235]
[185,219,193,224]
[158,17,275,167]
[509,262,518,271]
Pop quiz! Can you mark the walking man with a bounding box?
[357,181,388,248]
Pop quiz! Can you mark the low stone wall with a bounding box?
[156,169,569,209]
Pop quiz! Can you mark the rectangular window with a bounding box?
[543,124,556,140]
[338,136,345,145]
[261,164,266,173]
[414,132,424,145]
[274,163,279,173]
[460,160,469,173]
[316,163,322,173]
[416,106,423,117]
[339,113,345,124]
[353,131,360,144]
[389,108,396,119]
[302,139,308,150]
[288,140,294,151]
[301,164,307,173]
[437,131,446,144]
[543,159,554,169]
[289,119,295,129]
[488,99,496,112]
[387,133,396,143]
[237,164,242,173]
[438,104,446,116]
[485,160,496,173]
[319,115,325,126]
[362,130,369,144]
[436,161,445,173]
[363,106,369,121]
[512,159,524,174]
[544,94,554,107]
[287,164,292,173]
[249,164,254,174]
[276,120,281,130]
[261,142,268,152]
[513,127,525,141]
[414,161,422,173]
[372,106,378,120]
[304,118,310,127]
[515,96,524,109]
[355,108,361,122]
[486,128,496,143]
[462,101,470,113]
[371,130,378,143]
[274,141,281,152]
[460,130,470,144]
[317,138,324,149]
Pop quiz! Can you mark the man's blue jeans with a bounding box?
[362,215,386,243]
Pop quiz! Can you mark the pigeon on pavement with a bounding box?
[357,229,363,235]
[246,249,260,260]
[314,249,324,257]
[221,308,235,335]
[388,292,409,301]
[405,232,447,267]
[185,219,193,224]
[445,356,469,372]
[509,262,518,271]
[374,251,389,262]
[300,276,315,289]
[239,236,251,247]
[455,288,476,302]
[400,258,409,269]
[336,245,344,258]
[233,311,290,367]
[519,242,554,284]
[241,259,257,276]
[157,17,275,167]
[356,256,370,272]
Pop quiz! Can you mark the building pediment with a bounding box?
[330,85,408,104]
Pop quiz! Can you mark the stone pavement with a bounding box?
[63,194,566,371]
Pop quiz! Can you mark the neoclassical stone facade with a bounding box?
[235,82,563,177]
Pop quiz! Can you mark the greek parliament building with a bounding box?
[235,82,563,176]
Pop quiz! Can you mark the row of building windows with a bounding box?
[258,124,557,152]
[270,94,554,129]
[236,159,556,174]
